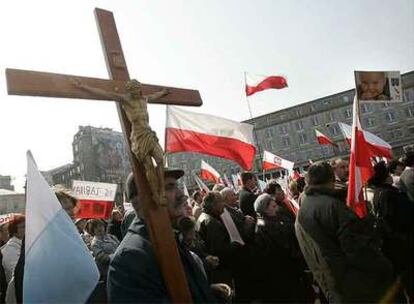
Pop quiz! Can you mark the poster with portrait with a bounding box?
[354,71,402,103]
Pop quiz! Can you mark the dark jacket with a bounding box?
[295,187,394,303]
[372,184,413,295]
[0,252,7,303]
[253,215,306,303]
[224,205,254,243]
[107,217,216,303]
[196,212,244,285]
[107,219,122,242]
[239,187,258,218]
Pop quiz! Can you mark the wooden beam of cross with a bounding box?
[5,8,196,303]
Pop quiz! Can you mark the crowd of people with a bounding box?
[0,150,413,303]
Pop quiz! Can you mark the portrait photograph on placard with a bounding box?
[355,70,402,103]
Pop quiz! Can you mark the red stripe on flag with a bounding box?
[76,200,114,219]
[166,128,256,170]
[262,161,282,171]
[317,136,338,147]
[200,169,220,183]
[347,129,374,218]
[245,76,288,96]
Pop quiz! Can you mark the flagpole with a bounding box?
[244,71,264,174]
[244,72,254,118]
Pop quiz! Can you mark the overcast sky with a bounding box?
[1,0,413,192]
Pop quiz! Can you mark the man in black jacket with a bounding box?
[239,172,259,218]
[107,170,216,303]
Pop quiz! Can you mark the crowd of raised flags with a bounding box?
[0,70,412,303]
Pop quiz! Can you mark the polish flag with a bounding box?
[262,150,294,171]
[245,73,288,96]
[166,106,256,170]
[315,129,338,147]
[72,181,117,219]
[200,160,222,184]
[193,174,210,193]
[338,122,392,159]
[347,96,374,218]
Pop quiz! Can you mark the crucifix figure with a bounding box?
[71,78,168,206]
[6,8,199,303]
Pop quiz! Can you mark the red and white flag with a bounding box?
[193,174,210,193]
[338,122,392,159]
[315,129,338,147]
[72,180,117,219]
[245,73,288,96]
[347,96,374,218]
[262,150,294,171]
[166,106,256,170]
[200,160,222,184]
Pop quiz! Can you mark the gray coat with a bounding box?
[295,187,393,303]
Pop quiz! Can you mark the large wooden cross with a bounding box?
[6,8,198,303]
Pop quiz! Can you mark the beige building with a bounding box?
[0,189,25,215]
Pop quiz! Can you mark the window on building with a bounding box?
[282,137,290,147]
[295,120,304,130]
[279,125,287,134]
[409,127,414,135]
[299,133,307,145]
[311,115,319,126]
[365,118,375,127]
[382,102,390,108]
[405,106,414,118]
[344,108,352,118]
[361,103,371,113]
[327,111,335,122]
[403,88,414,102]
[385,112,396,123]
[265,128,274,138]
[342,95,350,103]
[266,142,274,150]
[310,104,316,112]
[329,125,339,136]
[389,129,403,139]
[321,146,330,156]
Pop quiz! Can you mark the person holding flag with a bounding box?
[295,161,393,303]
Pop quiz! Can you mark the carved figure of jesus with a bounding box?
[71,78,169,206]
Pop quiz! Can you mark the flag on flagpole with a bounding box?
[231,174,239,191]
[200,160,222,184]
[183,182,191,205]
[315,129,338,147]
[262,150,294,171]
[193,174,210,193]
[166,106,256,170]
[245,72,288,96]
[24,151,99,303]
[347,97,374,218]
[338,122,392,159]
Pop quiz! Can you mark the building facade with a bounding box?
[45,126,131,203]
[168,71,414,186]
[0,175,14,191]
[0,189,25,214]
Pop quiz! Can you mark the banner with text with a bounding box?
[72,180,117,219]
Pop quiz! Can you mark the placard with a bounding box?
[355,71,402,103]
